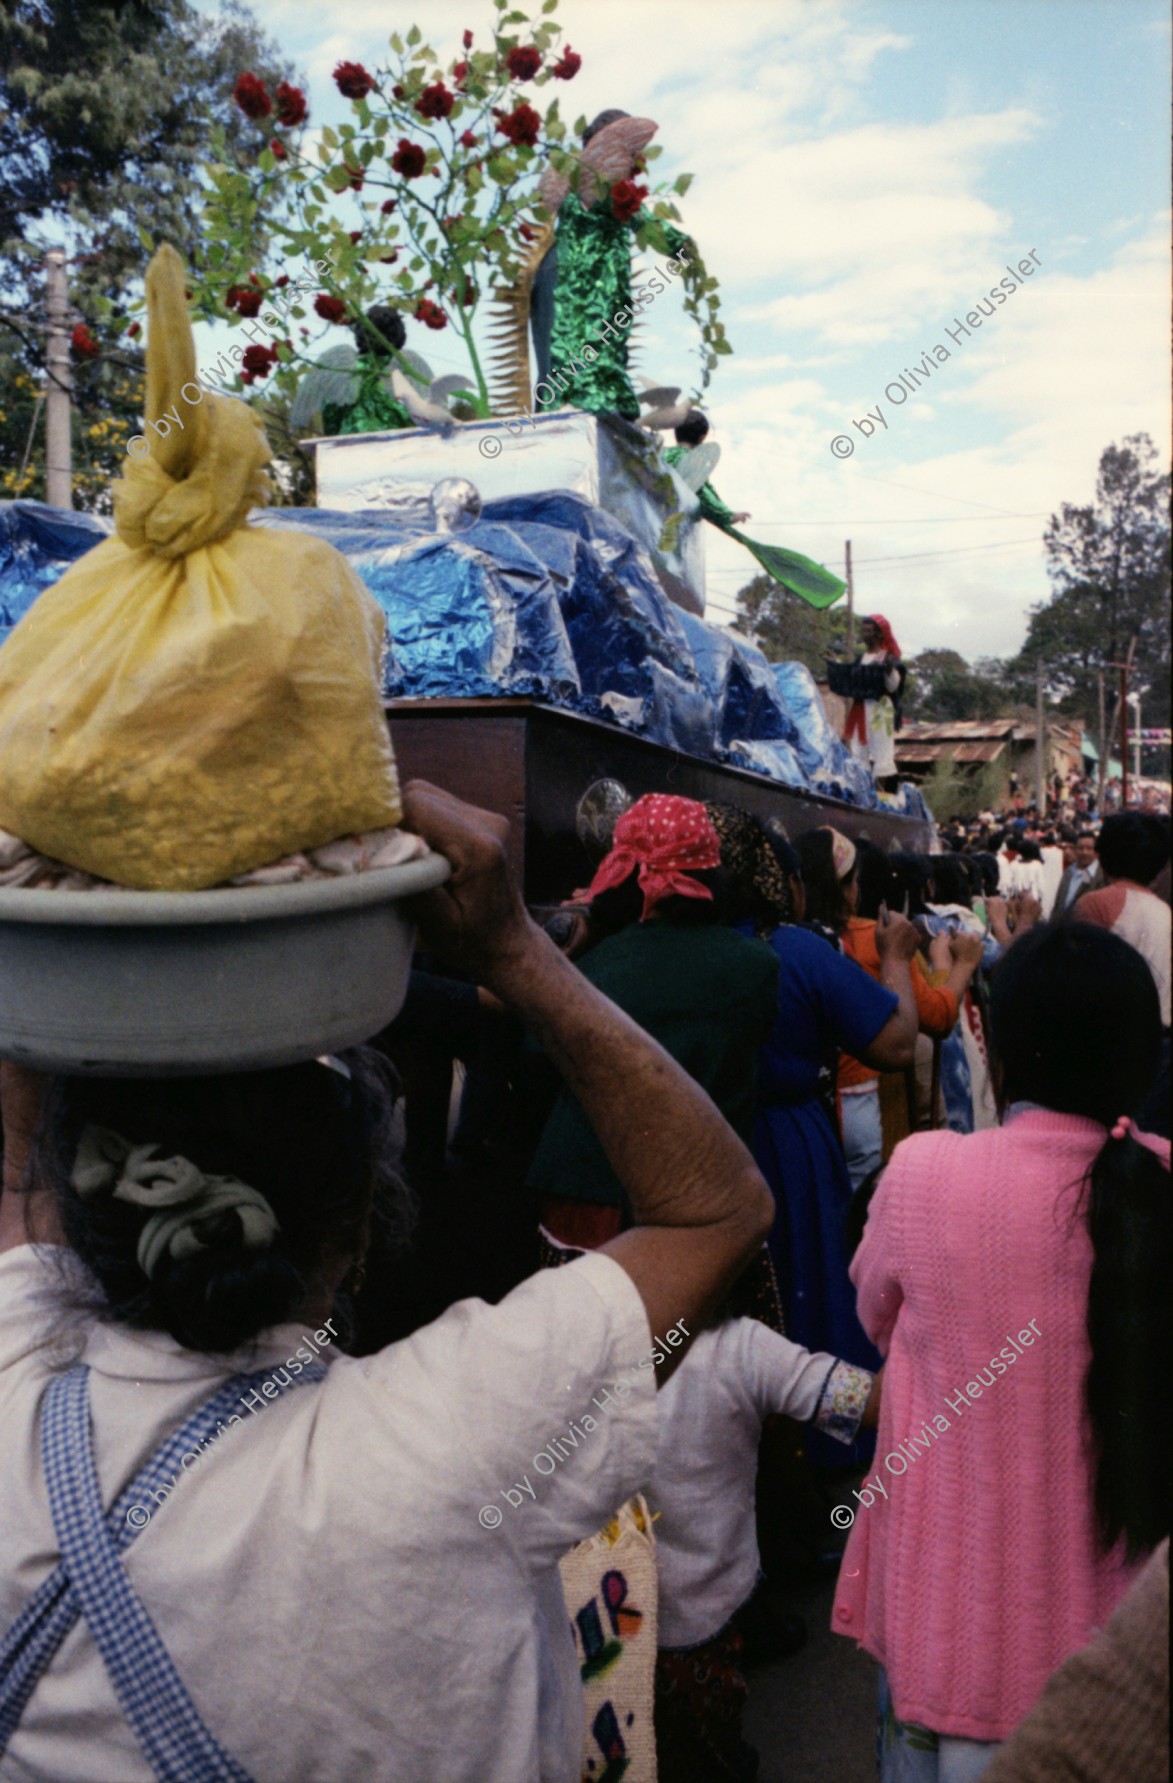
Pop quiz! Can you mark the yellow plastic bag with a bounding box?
[0,244,401,890]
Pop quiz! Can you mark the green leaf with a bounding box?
[714,339,733,355]
[390,33,404,51]
[407,23,420,44]
[543,0,558,10]
[258,147,276,174]
[321,125,339,150]
[673,173,694,195]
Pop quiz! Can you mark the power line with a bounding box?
[849,536,1043,567]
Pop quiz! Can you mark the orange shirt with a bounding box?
[838,917,959,1091]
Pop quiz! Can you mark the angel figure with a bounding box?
[290,304,475,437]
[486,111,692,422]
[654,403,846,611]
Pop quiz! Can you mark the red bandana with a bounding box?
[578,794,722,921]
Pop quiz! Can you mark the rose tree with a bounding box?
[183,0,719,421]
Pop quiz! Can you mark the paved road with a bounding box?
[744,1475,878,1782]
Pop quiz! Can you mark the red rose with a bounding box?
[417,82,454,119]
[126,321,141,339]
[269,139,288,160]
[348,229,363,242]
[274,82,307,126]
[233,72,272,119]
[552,46,581,79]
[450,283,478,307]
[314,294,347,323]
[414,298,448,330]
[380,198,397,214]
[345,164,364,190]
[463,28,473,48]
[333,60,375,100]
[518,221,537,242]
[392,84,405,99]
[610,178,648,223]
[274,274,290,287]
[452,61,468,86]
[380,251,399,264]
[391,139,427,178]
[235,289,264,317]
[506,45,542,81]
[496,102,540,147]
[240,343,278,384]
[459,129,477,148]
[70,323,100,359]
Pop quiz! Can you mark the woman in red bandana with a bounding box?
[527,795,780,1248]
[827,614,907,792]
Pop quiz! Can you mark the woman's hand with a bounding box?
[400,780,536,993]
[875,906,923,963]
[949,932,984,970]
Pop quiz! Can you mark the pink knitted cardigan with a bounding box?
[832,1109,1152,1741]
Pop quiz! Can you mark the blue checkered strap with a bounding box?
[0,1358,324,1779]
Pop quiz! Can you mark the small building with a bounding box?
[892,717,1091,806]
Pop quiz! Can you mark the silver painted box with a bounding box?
[309,407,707,616]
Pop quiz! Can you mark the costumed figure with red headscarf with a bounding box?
[826,614,907,791]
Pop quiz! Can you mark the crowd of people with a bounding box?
[0,786,1168,1782]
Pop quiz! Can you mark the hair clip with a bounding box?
[1110,1116,1133,1142]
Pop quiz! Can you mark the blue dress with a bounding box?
[750,926,896,1449]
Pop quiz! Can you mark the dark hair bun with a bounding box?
[152,1246,305,1354]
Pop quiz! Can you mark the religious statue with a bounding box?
[659,407,845,610]
[486,111,692,420]
[825,614,907,789]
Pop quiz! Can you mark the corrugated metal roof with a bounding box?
[895,741,955,762]
[952,741,1007,763]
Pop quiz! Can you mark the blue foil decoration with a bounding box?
[0,495,893,809]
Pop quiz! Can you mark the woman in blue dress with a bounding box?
[706,813,920,1410]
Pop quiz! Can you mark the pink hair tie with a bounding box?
[1110,1116,1133,1142]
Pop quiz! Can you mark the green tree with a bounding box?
[903,648,1011,722]
[1014,433,1170,726]
[735,574,850,670]
[920,757,1004,822]
[0,0,291,503]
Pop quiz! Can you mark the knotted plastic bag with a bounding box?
[0,244,401,890]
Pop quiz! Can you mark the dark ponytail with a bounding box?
[1084,1124,1171,1556]
[34,1049,410,1355]
[989,922,1169,1558]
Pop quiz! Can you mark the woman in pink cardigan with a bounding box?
[833,922,1169,1781]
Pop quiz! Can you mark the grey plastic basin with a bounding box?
[0,853,450,1076]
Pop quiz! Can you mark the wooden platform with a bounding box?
[387,698,933,906]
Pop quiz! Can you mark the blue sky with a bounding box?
[195,0,1171,660]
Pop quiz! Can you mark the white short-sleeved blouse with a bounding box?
[0,1244,657,1782]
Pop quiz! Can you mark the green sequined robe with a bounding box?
[545,195,689,420]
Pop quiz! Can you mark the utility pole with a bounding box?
[845,539,855,654]
[45,249,72,508]
[1119,656,1130,809]
[1130,693,1142,784]
[1035,657,1046,815]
